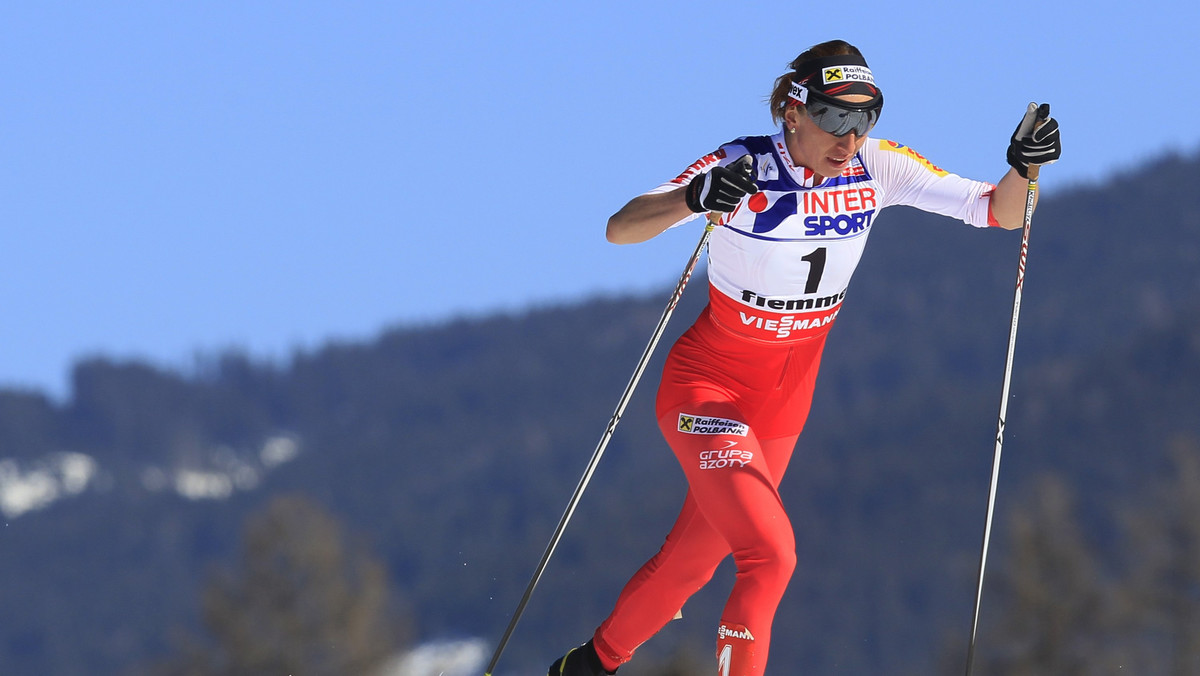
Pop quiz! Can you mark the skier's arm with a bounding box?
[991,103,1062,230]
[607,154,757,245]
[606,189,693,244]
[987,167,1036,231]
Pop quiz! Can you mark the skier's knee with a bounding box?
[736,540,796,589]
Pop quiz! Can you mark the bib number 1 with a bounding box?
[801,247,827,294]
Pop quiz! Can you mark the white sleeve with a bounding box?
[643,143,752,229]
[866,139,997,228]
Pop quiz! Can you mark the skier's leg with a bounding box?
[591,489,729,671]
[659,405,796,676]
[589,430,799,674]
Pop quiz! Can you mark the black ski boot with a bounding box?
[547,639,616,676]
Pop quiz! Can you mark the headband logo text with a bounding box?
[821,65,875,85]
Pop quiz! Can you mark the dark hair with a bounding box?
[769,39,863,126]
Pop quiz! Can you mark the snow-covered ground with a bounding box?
[0,451,96,518]
[0,433,300,518]
[376,638,488,676]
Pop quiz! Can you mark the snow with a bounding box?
[145,434,300,501]
[0,452,97,518]
[261,435,299,467]
[0,434,301,518]
[375,638,488,676]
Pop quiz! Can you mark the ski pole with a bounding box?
[483,202,729,676]
[963,104,1048,676]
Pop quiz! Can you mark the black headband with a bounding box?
[792,53,879,98]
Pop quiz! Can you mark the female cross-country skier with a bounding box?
[548,39,1061,676]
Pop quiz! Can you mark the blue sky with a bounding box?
[3,1,1198,398]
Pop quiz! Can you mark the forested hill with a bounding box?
[1,150,1198,676]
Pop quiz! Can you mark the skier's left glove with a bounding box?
[1006,102,1061,179]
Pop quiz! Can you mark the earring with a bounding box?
[787,127,796,134]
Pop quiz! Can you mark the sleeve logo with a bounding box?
[879,140,949,177]
[670,148,729,185]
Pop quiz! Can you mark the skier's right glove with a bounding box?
[684,155,758,213]
[1006,102,1061,179]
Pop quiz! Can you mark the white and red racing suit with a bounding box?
[590,131,999,676]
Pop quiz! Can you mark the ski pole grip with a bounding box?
[705,154,755,228]
[1025,103,1051,182]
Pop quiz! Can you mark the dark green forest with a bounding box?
[1,150,1199,675]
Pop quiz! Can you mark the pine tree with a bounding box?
[1119,434,1200,675]
[146,494,402,676]
[974,474,1111,675]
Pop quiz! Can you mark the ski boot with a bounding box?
[548,639,616,676]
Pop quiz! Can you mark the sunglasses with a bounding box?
[804,89,884,138]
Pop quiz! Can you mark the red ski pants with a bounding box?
[593,308,828,676]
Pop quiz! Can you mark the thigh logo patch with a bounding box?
[677,413,749,436]
[699,444,754,470]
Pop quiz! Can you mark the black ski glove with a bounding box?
[1006,102,1061,179]
[684,154,758,213]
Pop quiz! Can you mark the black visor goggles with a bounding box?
[803,87,884,138]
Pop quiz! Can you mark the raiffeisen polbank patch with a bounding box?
[677,413,749,436]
